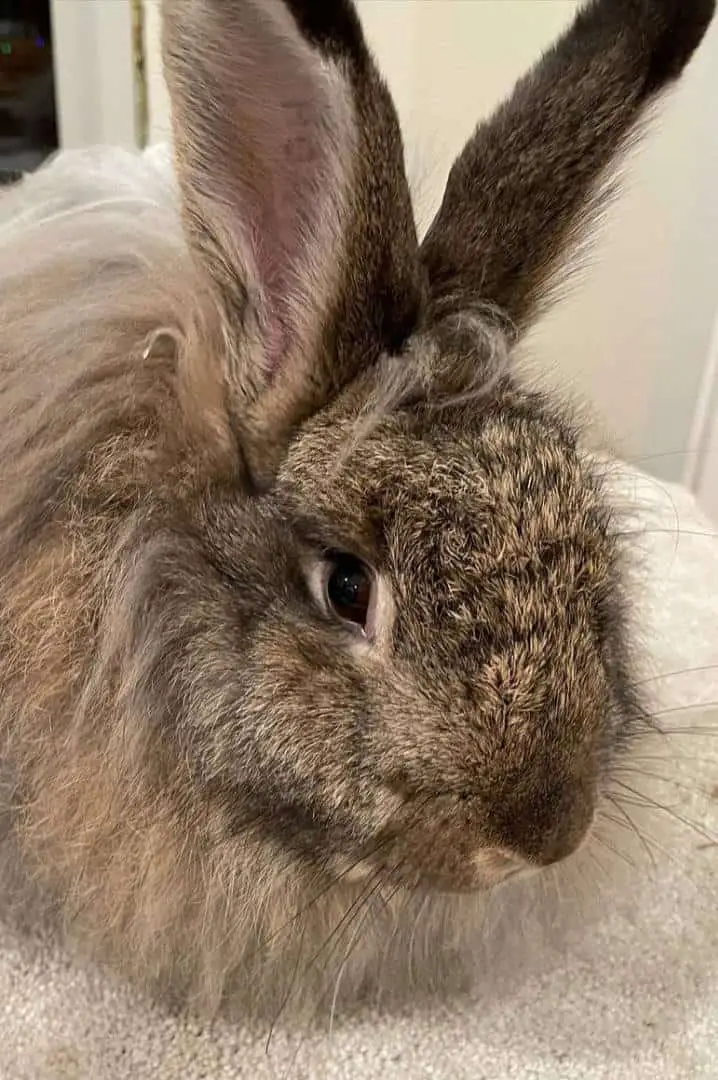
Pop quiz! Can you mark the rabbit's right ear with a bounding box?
[420,0,715,337]
[162,0,424,486]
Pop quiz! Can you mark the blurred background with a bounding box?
[0,1,57,179]
[2,0,717,518]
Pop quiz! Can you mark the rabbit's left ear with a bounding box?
[162,0,423,483]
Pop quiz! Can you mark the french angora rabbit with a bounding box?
[0,0,714,1021]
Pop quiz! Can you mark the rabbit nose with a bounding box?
[490,779,595,866]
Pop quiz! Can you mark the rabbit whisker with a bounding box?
[599,797,658,870]
[610,781,718,847]
[636,665,718,687]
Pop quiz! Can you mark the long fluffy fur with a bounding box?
[0,147,226,1001]
[0,143,650,1025]
[0,148,517,1021]
[1,0,715,1028]
[0,142,675,1027]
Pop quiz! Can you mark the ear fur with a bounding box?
[162,0,424,484]
[420,0,715,334]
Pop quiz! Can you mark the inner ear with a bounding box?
[162,0,424,485]
[164,0,355,387]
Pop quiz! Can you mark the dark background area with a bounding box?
[0,0,57,184]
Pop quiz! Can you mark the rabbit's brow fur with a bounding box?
[0,0,714,1022]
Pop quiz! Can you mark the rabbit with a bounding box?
[0,0,714,1023]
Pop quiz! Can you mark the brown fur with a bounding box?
[0,0,713,1023]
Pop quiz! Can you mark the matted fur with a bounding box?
[0,0,715,1025]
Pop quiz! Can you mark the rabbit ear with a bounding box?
[162,0,423,484]
[420,0,715,336]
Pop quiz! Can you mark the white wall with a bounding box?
[691,310,718,522]
[144,0,172,145]
[143,0,718,484]
[51,0,137,149]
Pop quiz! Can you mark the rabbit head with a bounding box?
[0,0,713,1017]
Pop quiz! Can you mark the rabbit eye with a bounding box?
[325,552,373,630]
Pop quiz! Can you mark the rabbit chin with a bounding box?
[330,849,533,892]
